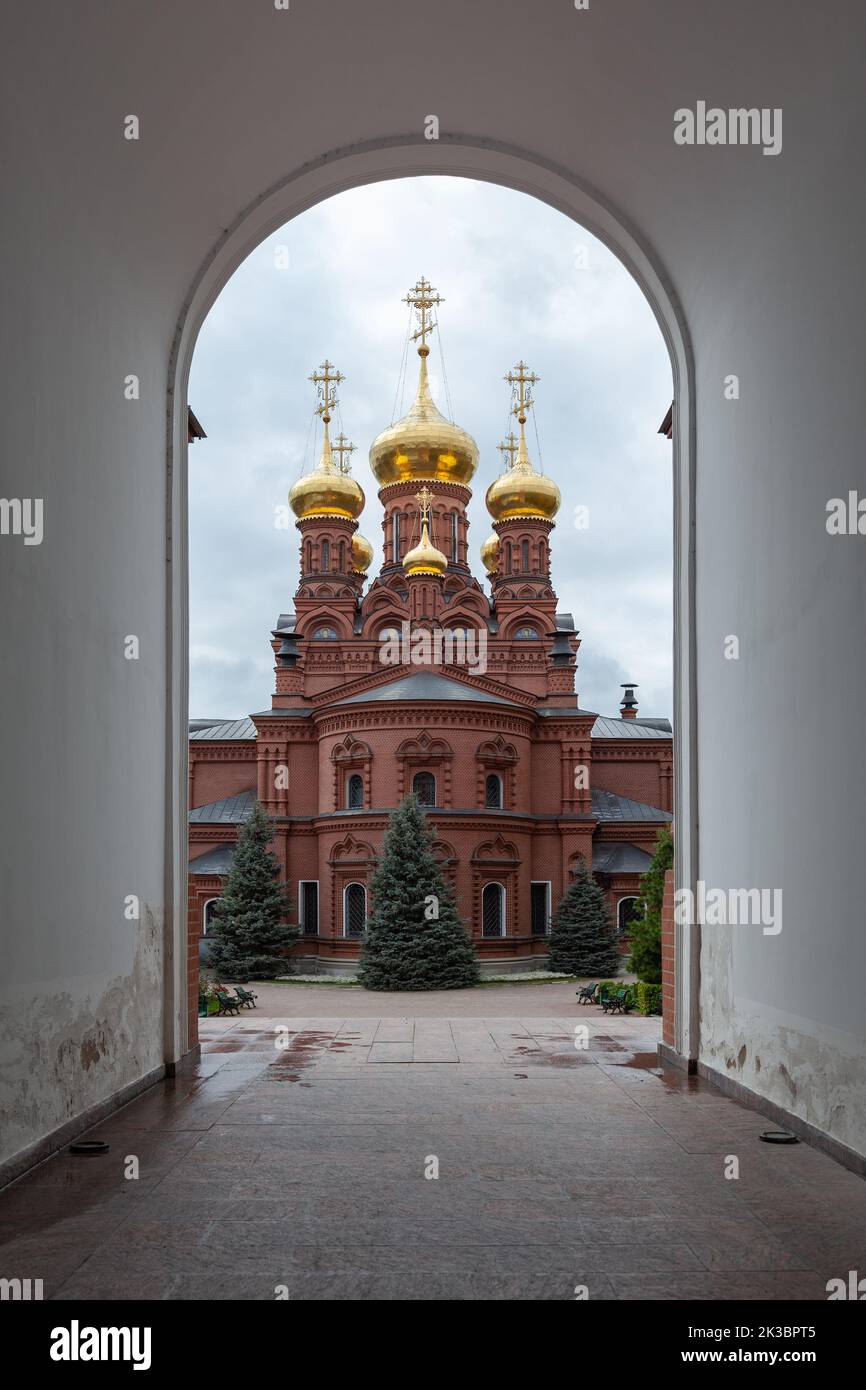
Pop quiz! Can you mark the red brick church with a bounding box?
[188,280,672,974]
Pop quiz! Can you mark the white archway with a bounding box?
[167,138,697,1060]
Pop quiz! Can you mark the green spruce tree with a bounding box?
[547,855,621,977]
[627,825,673,984]
[208,801,298,981]
[359,794,479,991]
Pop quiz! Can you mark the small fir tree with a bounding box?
[547,856,621,977]
[627,825,673,984]
[207,801,298,981]
[359,794,479,991]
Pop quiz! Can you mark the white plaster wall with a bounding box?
[1,0,864,1164]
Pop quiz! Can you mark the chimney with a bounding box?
[620,683,638,719]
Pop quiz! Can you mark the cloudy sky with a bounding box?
[188,176,673,722]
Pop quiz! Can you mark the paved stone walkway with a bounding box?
[2,988,865,1300]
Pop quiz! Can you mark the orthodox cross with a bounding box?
[415,484,434,530]
[309,359,343,422]
[498,432,519,469]
[403,277,443,350]
[504,360,540,424]
[333,432,356,474]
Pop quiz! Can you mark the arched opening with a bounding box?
[343,882,367,940]
[617,896,641,937]
[412,771,436,807]
[484,773,503,810]
[173,140,695,1061]
[346,773,364,810]
[482,882,505,938]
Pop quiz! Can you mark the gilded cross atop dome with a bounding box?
[309,359,344,423]
[403,277,443,355]
[485,361,561,522]
[369,279,478,487]
[505,360,540,425]
[498,432,519,469]
[333,433,356,474]
[403,483,447,576]
[415,485,434,525]
[289,360,364,520]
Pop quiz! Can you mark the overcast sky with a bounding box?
[188,176,673,722]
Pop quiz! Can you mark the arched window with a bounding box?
[521,539,529,571]
[412,771,436,806]
[538,538,547,572]
[338,540,346,572]
[504,540,512,573]
[203,898,220,934]
[346,773,364,810]
[482,882,505,938]
[392,511,401,562]
[618,896,640,936]
[450,512,459,561]
[344,882,366,939]
[321,539,330,571]
[485,773,503,809]
[304,539,312,572]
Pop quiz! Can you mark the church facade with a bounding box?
[188,280,673,974]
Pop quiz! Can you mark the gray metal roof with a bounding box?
[555,613,576,631]
[591,715,672,739]
[188,789,257,824]
[189,843,235,875]
[335,673,525,707]
[591,788,672,822]
[591,841,654,875]
[250,708,312,719]
[189,717,258,741]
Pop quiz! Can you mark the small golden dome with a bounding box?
[351,533,374,573]
[480,532,500,575]
[370,349,478,488]
[403,518,448,577]
[485,423,560,522]
[289,419,365,521]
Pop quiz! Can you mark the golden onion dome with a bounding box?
[351,532,374,573]
[289,419,365,521]
[403,517,448,577]
[480,532,500,576]
[485,421,560,522]
[369,348,478,488]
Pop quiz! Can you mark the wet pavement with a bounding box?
[1,993,864,1300]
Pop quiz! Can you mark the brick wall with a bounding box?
[661,867,674,1046]
[187,875,199,1050]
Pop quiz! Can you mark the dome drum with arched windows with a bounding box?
[369,279,478,489]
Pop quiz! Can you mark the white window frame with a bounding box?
[202,897,220,935]
[530,880,552,935]
[481,880,506,938]
[299,879,319,935]
[343,880,367,939]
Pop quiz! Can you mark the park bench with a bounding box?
[601,988,634,1015]
[576,982,599,1005]
[234,986,258,1009]
[214,988,241,1016]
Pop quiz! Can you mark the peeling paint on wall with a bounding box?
[0,907,163,1169]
